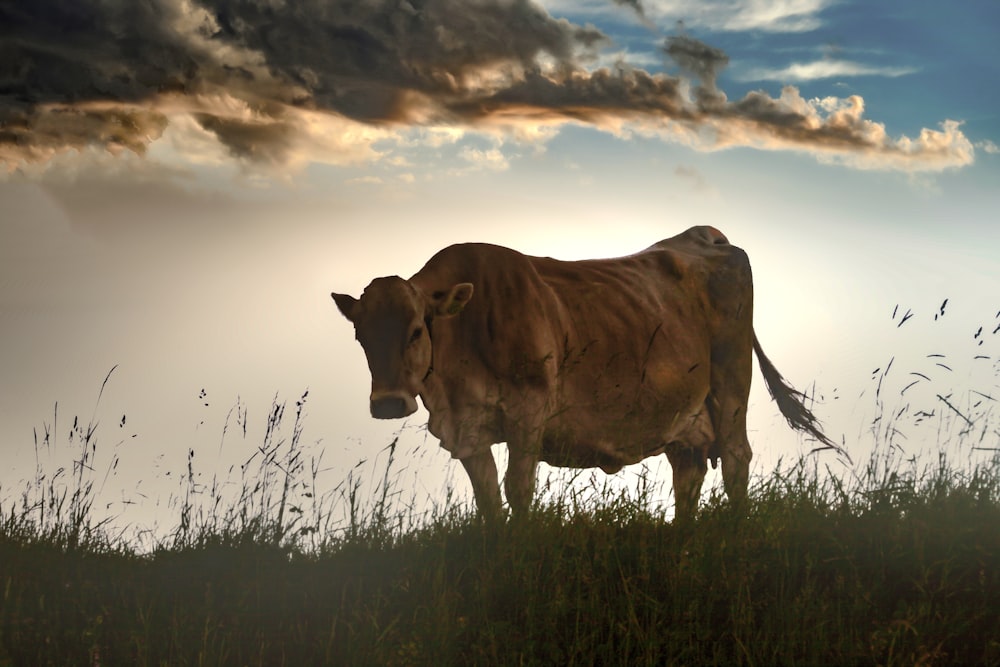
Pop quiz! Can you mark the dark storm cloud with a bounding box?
[194,112,297,163]
[205,0,606,119]
[610,0,653,27]
[0,0,974,173]
[451,66,688,123]
[0,104,170,164]
[1,0,605,163]
[2,0,228,163]
[664,34,729,91]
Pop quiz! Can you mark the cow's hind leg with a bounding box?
[720,432,751,508]
[707,389,753,511]
[666,446,708,521]
[707,344,753,509]
[461,451,503,523]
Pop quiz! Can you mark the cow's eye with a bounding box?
[409,327,423,343]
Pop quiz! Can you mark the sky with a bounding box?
[2,0,999,534]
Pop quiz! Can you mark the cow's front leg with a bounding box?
[504,447,539,518]
[460,451,502,523]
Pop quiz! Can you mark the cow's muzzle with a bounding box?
[370,391,418,420]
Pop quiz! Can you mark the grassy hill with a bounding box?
[3,446,1000,666]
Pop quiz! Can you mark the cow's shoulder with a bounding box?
[413,244,552,338]
[413,242,534,286]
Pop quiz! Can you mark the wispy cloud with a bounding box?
[541,0,832,33]
[740,59,918,82]
[674,164,708,190]
[0,0,974,176]
[978,140,999,155]
[700,0,830,32]
[459,146,511,171]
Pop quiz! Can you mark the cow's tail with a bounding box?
[752,333,851,462]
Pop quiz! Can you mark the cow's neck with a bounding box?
[418,372,448,440]
[418,319,445,426]
[422,315,435,382]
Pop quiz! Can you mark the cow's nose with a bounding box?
[370,391,418,419]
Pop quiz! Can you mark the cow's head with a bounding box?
[332,276,474,419]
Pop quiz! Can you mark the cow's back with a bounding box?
[530,226,746,350]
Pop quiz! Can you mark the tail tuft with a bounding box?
[753,334,851,463]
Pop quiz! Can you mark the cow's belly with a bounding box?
[539,397,712,473]
[541,355,711,460]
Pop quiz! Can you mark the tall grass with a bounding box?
[2,367,125,554]
[4,411,1000,664]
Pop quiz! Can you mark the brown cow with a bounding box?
[332,226,840,522]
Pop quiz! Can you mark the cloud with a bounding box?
[1,103,170,165]
[540,0,831,33]
[741,59,918,82]
[0,0,974,176]
[609,0,655,29]
[2,0,603,170]
[978,140,999,155]
[448,48,972,172]
[673,163,721,198]
[709,90,974,171]
[664,33,729,96]
[674,164,706,188]
[459,146,510,171]
[713,0,829,32]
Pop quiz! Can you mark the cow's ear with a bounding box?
[433,282,474,318]
[331,292,358,322]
